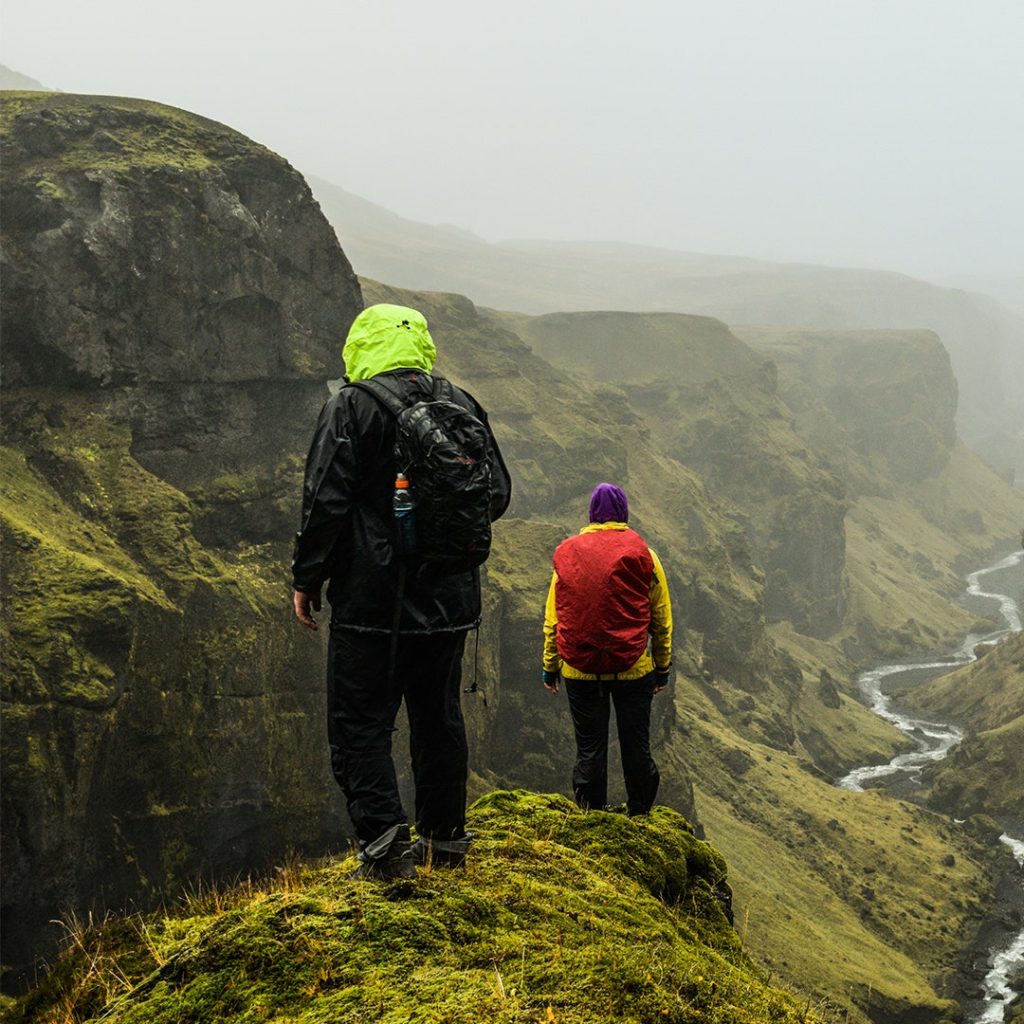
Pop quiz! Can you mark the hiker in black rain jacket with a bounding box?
[292,303,511,879]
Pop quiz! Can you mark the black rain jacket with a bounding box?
[292,369,512,633]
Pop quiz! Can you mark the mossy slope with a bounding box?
[6,792,813,1024]
[687,718,994,1022]
[496,309,760,387]
[0,392,347,977]
[916,632,1024,821]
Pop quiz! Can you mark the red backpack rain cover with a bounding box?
[553,528,654,675]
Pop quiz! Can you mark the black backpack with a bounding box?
[350,373,494,576]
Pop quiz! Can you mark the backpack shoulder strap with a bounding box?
[347,377,409,419]
[431,376,454,401]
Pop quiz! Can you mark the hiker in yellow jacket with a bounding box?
[542,483,673,815]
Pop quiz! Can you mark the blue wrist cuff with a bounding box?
[542,670,557,685]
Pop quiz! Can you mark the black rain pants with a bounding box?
[565,675,660,816]
[327,626,469,845]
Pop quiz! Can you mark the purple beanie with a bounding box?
[589,482,629,524]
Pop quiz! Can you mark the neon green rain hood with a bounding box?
[343,304,437,382]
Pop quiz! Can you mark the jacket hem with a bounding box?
[329,619,481,636]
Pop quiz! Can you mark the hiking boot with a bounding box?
[349,824,416,881]
[349,851,415,881]
[411,831,475,869]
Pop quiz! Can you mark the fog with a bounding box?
[3,0,1023,280]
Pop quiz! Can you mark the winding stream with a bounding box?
[837,549,1023,1023]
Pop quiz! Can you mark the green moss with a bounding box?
[1,93,279,181]
[0,392,290,721]
[193,469,283,507]
[34,176,67,200]
[917,633,1024,818]
[8,792,816,1024]
[915,631,1024,733]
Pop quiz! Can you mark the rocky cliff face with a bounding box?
[1,93,357,527]
[639,372,848,638]
[738,327,959,488]
[496,309,849,637]
[735,325,1023,666]
[1,93,362,976]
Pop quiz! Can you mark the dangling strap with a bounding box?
[463,625,486,707]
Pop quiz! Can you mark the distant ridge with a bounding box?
[0,65,51,91]
[935,273,1024,318]
[310,175,1024,475]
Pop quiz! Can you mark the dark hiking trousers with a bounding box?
[327,627,469,845]
[564,675,659,816]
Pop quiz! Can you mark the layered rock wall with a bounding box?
[1,93,362,974]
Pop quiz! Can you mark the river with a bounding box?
[837,549,1023,1024]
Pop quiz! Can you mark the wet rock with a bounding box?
[723,748,756,778]
[965,814,1005,843]
[818,667,842,708]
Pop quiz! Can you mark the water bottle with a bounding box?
[392,472,417,555]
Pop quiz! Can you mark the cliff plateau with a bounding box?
[6,792,812,1024]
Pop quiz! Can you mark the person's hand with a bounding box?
[653,669,671,695]
[293,589,322,631]
[542,669,560,694]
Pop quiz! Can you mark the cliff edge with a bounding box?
[6,791,814,1024]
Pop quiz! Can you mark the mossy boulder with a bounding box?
[6,791,816,1024]
[1,92,361,528]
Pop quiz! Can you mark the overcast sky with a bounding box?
[4,0,1023,279]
